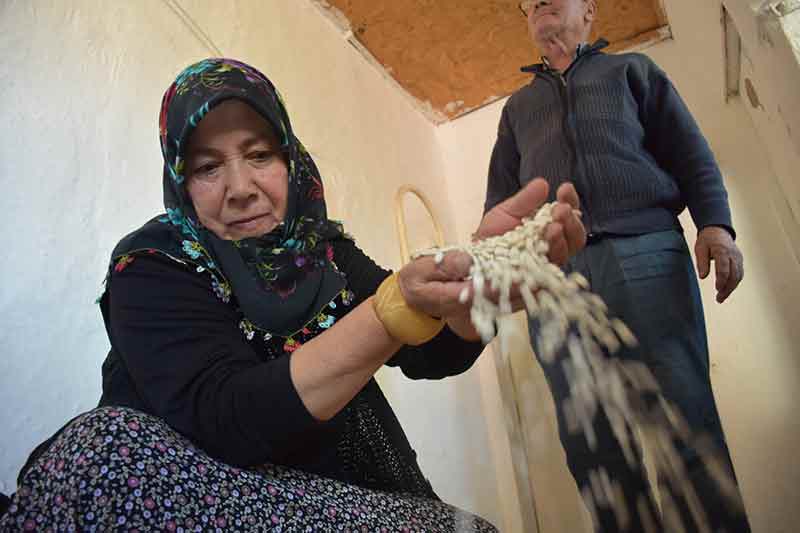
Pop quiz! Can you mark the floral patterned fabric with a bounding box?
[1,407,497,532]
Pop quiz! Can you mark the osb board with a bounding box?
[321,0,670,122]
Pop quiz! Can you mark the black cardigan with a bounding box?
[486,41,734,238]
[95,238,484,493]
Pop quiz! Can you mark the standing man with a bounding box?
[484,1,750,531]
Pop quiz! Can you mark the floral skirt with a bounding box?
[1,407,496,532]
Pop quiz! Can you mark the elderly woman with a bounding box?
[1,59,584,531]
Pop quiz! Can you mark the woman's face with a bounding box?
[185,99,289,241]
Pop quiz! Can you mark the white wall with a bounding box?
[723,0,800,260]
[0,0,504,526]
[436,1,800,532]
[0,0,187,492]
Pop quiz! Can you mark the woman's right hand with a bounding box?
[396,252,474,320]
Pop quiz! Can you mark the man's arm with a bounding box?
[639,58,733,236]
[638,57,743,302]
[485,102,523,213]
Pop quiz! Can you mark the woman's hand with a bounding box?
[397,251,474,319]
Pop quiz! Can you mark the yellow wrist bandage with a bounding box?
[373,273,445,346]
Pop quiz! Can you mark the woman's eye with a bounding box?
[193,163,220,178]
[249,150,275,162]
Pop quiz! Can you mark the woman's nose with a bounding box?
[225,159,259,203]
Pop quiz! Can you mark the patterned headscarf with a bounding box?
[108,58,347,336]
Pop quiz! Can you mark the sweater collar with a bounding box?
[521,38,609,74]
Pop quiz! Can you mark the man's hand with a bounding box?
[475,178,586,266]
[695,226,743,303]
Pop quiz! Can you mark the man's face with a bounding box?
[526,0,595,44]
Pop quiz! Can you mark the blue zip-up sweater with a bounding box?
[485,40,734,238]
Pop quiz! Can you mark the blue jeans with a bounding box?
[530,230,750,532]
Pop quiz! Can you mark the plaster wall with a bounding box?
[723,0,800,261]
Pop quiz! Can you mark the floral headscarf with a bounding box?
[108,58,347,336]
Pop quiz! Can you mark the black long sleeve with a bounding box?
[101,240,485,469]
[103,253,344,467]
[635,59,734,237]
[484,103,522,214]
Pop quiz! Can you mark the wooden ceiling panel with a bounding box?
[321,0,670,121]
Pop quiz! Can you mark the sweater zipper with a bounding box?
[554,69,593,233]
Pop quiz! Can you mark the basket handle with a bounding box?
[393,185,445,266]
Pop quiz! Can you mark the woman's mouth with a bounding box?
[231,214,271,231]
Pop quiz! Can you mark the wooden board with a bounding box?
[322,0,669,121]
